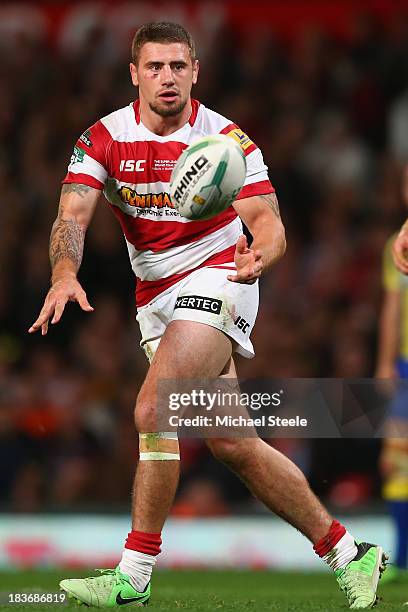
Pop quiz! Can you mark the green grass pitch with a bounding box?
[0,569,406,611]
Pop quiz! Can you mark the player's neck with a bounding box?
[139,98,192,136]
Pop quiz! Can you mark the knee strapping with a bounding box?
[139,432,180,460]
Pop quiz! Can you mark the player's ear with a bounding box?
[130,63,139,87]
[192,59,199,85]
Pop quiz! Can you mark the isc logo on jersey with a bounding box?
[120,160,146,172]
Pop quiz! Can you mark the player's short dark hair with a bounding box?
[131,22,196,65]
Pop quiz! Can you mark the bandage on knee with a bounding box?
[139,432,180,460]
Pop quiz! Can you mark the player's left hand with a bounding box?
[227,235,263,284]
[392,225,408,274]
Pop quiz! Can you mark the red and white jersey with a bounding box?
[63,99,274,307]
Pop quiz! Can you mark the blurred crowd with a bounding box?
[1,7,408,513]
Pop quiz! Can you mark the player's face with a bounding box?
[130,42,199,118]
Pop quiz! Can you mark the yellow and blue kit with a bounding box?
[382,235,408,569]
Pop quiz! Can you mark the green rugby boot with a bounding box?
[335,543,387,609]
[60,567,150,607]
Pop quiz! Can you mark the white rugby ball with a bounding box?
[170,134,246,220]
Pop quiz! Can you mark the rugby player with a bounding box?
[29,22,386,609]
[378,168,408,582]
[377,233,408,582]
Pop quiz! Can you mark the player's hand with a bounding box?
[374,363,398,396]
[228,235,263,285]
[375,363,398,380]
[392,225,408,274]
[28,274,94,335]
[378,445,395,478]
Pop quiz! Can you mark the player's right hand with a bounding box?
[28,275,94,335]
[374,363,397,398]
[374,363,398,379]
[228,235,263,284]
[392,225,408,274]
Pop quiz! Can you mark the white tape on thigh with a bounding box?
[139,432,180,461]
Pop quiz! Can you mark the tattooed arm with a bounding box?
[231,192,286,284]
[29,183,101,334]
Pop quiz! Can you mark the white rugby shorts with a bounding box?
[136,265,259,362]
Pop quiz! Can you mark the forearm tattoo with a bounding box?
[49,184,88,269]
[260,193,281,219]
[49,217,84,270]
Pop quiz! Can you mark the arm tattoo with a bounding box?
[260,193,281,219]
[49,217,85,270]
[49,184,89,270]
[61,183,93,198]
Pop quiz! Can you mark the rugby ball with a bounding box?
[170,134,246,220]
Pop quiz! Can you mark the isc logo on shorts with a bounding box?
[234,315,250,334]
[175,295,222,314]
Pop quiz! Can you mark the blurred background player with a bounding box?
[379,167,408,582]
[393,165,408,276]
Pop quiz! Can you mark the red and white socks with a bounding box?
[120,521,356,587]
[119,530,162,592]
[313,520,358,571]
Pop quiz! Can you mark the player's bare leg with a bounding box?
[118,320,236,591]
[206,368,387,608]
[60,321,235,606]
[132,320,233,526]
[206,359,331,542]
[239,440,331,540]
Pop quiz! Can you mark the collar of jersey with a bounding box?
[133,98,200,128]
